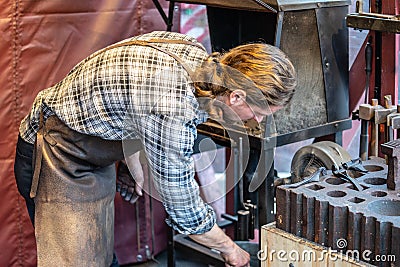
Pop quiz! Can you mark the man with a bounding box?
[14,30,296,266]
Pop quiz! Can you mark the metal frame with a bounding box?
[151,0,175,31]
[150,1,352,266]
[347,0,399,158]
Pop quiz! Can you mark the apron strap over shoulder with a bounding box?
[89,37,205,80]
[30,111,44,198]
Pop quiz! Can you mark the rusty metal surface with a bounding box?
[168,0,350,12]
[276,158,400,266]
[273,6,349,137]
[346,13,400,33]
[274,9,327,135]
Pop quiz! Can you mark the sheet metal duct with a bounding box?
[171,0,352,145]
[170,0,350,12]
[274,6,351,143]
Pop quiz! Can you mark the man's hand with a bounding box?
[220,243,250,267]
[189,224,250,267]
[116,151,144,204]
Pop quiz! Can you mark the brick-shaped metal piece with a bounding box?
[381,139,400,190]
[374,106,397,124]
[275,187,291,232]
[359,103,381,120]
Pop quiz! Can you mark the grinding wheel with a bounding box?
[290,141,351,183]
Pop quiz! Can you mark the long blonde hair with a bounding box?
[193,43,297,109]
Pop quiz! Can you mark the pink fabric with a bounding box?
[0,1,178,265]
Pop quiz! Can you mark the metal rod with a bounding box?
[236,210,250,241]
[364,36,373,104]
[359,119,369,160]
[148,164,157,262]
[152,0,169,26]
[356,0,363,13]
[250,0,277,13]
[373,0,382,104]
[167,221,175,267]
[167,1,175,31]
[238,137,244,207]
[274,12,284,48]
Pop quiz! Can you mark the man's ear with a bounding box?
[229,89,247,105]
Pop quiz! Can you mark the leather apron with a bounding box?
[30,39,203,266]
[33,115,124,266]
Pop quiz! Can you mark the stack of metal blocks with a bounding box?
[276,158,399,266]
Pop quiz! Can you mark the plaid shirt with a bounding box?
[19,31,216,234]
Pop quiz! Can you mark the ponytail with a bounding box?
[193,43,297,109]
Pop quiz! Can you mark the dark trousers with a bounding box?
[14,135,35,224]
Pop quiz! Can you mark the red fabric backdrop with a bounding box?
[0,1,178,266]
